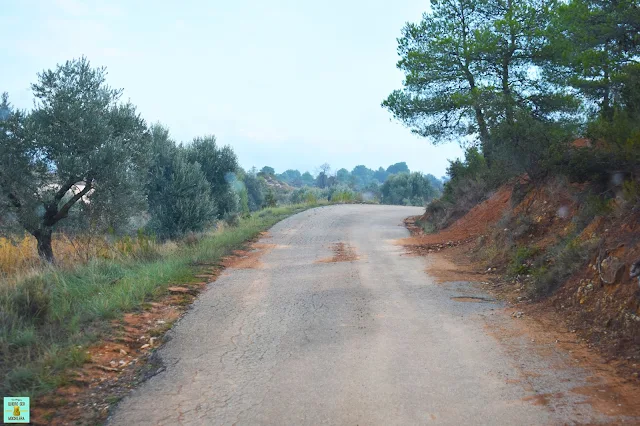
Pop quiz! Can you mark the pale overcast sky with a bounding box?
[1,0,464,177]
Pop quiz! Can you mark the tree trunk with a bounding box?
[601,68,613,122]
[34,229,55,263]
[502,61,514,125]
[475,107,493,166]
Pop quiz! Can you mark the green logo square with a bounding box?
[3,397,30,424]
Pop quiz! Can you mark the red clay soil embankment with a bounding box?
[401,177,640,380]
[401,184,512,250]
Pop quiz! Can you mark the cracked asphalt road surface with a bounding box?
[109,205,626,425]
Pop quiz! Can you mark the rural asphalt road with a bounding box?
[109,205,631,425]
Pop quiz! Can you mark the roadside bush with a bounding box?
[511,214,535,240]
[622,179,640,204]
[149,153,216,239]
[441,147,490,202]
[574,193,614,232]
[8,276,51,323]
[507,246,539,277]
[381,172,437,206]
[4,367,39,394]
[528,238,594,297]
[328,185,360,203]
[224,212,241,227]
[489,112,576,181]
[422,147,495,230]
[185,136,239,218]
[289,187,328,204]
[243,173,267,212]
[181,232,201,247]
[420,221,436,234]
[114,232,160,262]
[146,128,217,239]
[264,190,277,208]
[424,177,490,231]
[553,73,640,186]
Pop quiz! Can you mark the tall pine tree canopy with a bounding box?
[382,0,577,160]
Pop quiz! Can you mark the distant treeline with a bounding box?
[256,162,444,207]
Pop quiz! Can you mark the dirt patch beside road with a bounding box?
[400,184,512,249]
[221,242,277,269]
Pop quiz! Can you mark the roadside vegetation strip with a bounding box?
[0,203,318,398]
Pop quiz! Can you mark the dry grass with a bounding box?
[0,234,175,279]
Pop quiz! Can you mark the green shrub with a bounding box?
[329,185,359,203]
[507,246,539,277]
[147,149,217,239]
[4,367,39,393]
[489,111,576,181]
[574,194,613,231]
[305,192,318,204]
[420,221,436,234]
[289,187,328,204]
[528,238,594,297]
[8,327,36,348]
[224,212,241,227]
[381,172,438,206]
[264,190,277,208]
[622,179,640,204]
[10,276,51,324]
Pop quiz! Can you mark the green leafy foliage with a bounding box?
[301,171,315,186]
[386,162,409,175]
[382,0,569,158]
[149,152,216,239]
[424,148,493,230]
[544,0,640,119]
[387,0,640,239]
[276,169,302,186]
[0,58,151,261]
[145,125,217,239]
[507,246,539,277]
[289,187,329,204]
[264,190,277,208]
[381,172,438,206]
[185,136,238,218]
[259,166,275,176]
[328,185,360,203]
[242,171,267,212]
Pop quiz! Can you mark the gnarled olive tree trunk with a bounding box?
[32,228,54,263]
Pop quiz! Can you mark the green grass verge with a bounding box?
[0,203,318,397]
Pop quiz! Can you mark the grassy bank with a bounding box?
[0,204,318,397]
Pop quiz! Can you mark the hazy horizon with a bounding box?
[1,0,465,177]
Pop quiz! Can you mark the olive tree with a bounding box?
[185,135,239,218]
[145,124,217,238]
[0,58,150,262]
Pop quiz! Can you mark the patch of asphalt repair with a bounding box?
[108,204,639,425]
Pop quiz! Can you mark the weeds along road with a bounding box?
[109,205,630,425]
